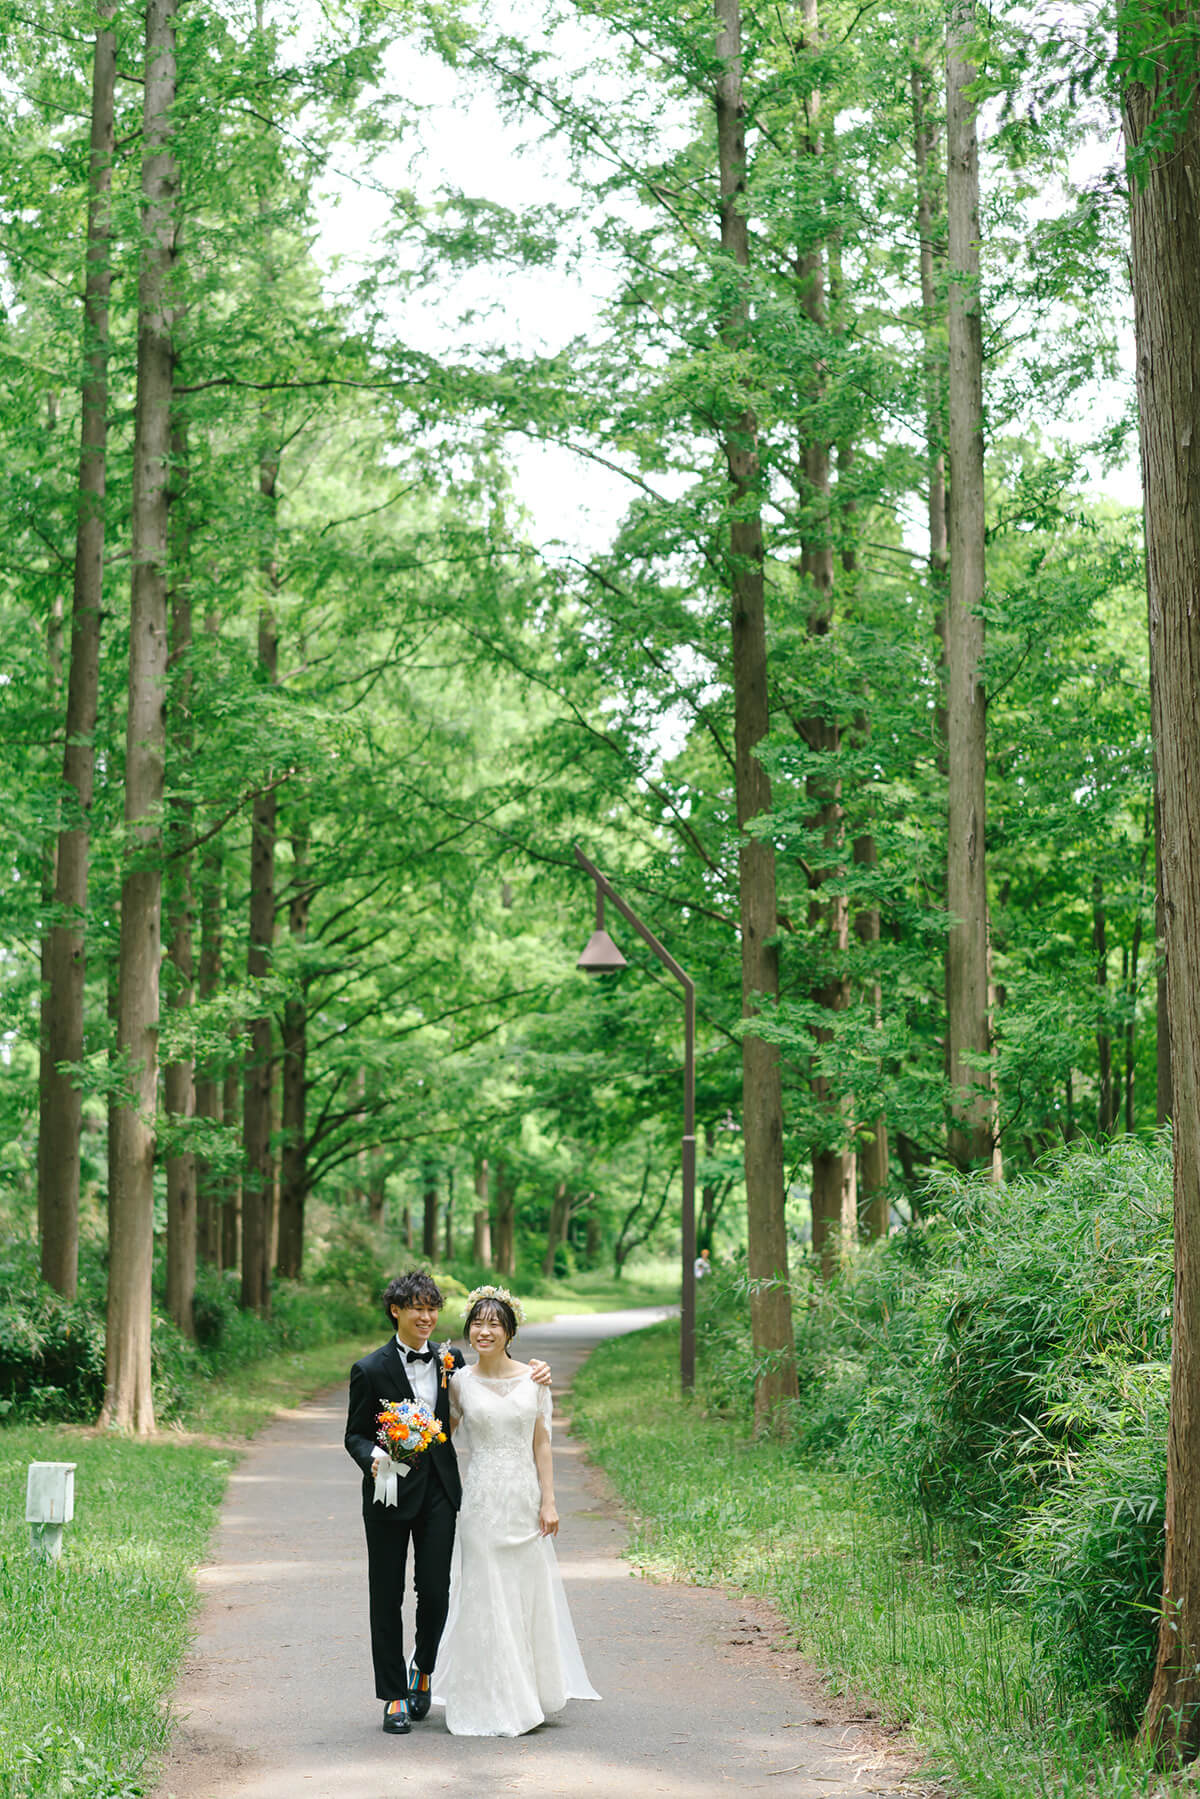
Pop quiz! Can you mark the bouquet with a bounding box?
[373,1399,446,1507]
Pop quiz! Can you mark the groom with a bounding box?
[344,1269,550,1734]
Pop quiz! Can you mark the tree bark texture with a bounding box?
[102,0,177,1433]
[854,833,889,1238]
[37,596,64,1264]
[473,1156,492,1265]
[912,39,949,746]
[1094,874,1115,1135]
[277,821,311,1279]
[222,1055,241,1270]
[715,0,798,1427]
[164,419,196,1337]
[1124,23,1200,1757]
[38,2,116,1300]
[422,1171,438,1260]
[944,0,995,1171]
[194,830,222,1264]
[241,454,279,1315]
[1152,645,1174,1125]
[542,1179,571,1278]
[494,1161,515,1276]
[796,0,856,1276]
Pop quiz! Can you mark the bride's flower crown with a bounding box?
[465,1283,526,1326]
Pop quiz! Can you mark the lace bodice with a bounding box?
[451,1366,550,1520]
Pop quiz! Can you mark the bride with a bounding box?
[432,1287,600,1736]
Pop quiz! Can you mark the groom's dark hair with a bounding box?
[382,1269,444,1326]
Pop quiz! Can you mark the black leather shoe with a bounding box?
[382,1699,411,1734]
[408,1661,432,1721]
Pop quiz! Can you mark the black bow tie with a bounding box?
[406,1348,435,1364]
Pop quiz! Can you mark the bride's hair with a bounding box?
[465,1294,518,1343]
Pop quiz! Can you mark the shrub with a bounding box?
[1011,1363,1167,1731]
[848,1138,1172,1538]
[696,1134,1174,1727]
[305,1218,388,1300]
[0,1232,380,1425]
[0,1241,106,1420]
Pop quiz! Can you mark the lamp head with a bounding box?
[576,929,628,973]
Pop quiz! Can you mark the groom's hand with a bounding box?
[529,1359,552,1387]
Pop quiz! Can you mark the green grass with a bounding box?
[179,1333,372,1439]
[570,1320,1173,1799]
[0,1429,227,1797]
[516,1260,679,1322]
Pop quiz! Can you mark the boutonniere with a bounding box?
[439,1341,455,1389]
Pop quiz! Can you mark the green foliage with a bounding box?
[0,1240,377,1424]
[843,1139,1171,1545]
[1012,1380,1166,1733]
[573,1315,1168,1798]
[675,1139,1174,1738]
[0,1243,108,1421]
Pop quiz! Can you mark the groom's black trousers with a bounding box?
[362,1479,457,1699]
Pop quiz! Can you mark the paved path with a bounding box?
[155,1309,910,1799]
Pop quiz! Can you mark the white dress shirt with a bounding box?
[396,1333,439,1412]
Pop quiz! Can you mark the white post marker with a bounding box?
[26,1462,76,1564]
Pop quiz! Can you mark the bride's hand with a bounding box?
[539,1501,559,1538]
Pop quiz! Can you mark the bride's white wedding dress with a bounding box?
[432,1364,600,1736]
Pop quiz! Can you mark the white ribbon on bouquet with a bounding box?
[372,1452,412,1506]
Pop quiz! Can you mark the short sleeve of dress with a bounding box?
[535,1381,552,1439]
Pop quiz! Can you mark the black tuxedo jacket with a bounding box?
[344,1338,465,1520]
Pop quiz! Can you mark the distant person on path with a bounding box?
[344,1270,552,1735]
[432,1287,600,1735]
[694,1247,712,1278]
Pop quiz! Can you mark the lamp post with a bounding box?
[573,845,696,1390]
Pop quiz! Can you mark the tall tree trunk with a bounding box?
[101,0,178,1432]
[473,1155,492,1265]
[1126,902,1143,1134]
[241,454,279,1315]
[542,1179,570,1278]
[854,834,890,1239]
[194,825,223,1265]
[494,1161,515,1277]
[366,1096,387,1223]
[1125,23,1200,1759]
[268,1065,281,1271]
[700,1123,718,1251]
[715,0,797,1426]
[38,1,116,1300]
[796,10,856,1279]
[277,821,311,1279]
[1152,670,1173,1125]
[422,1169,438,1261]
[444,1165,455,1262]
[221,1053,241,1271]
[38,590,65,1261]
[944,0,994,1171]
[1095,874,1115,1135]
[164,420,196,1336]
[913,37,949,743]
